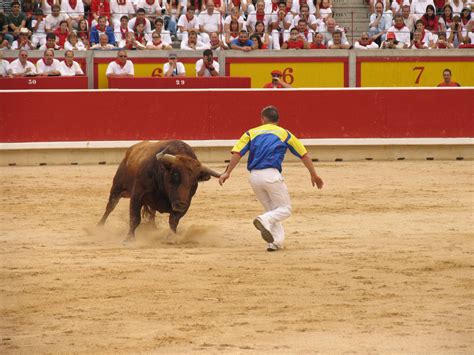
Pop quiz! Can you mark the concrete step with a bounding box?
[332,0,368,6]
[333,12,370,21]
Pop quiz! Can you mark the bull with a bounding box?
[97,140,221,242]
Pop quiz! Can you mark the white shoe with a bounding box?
[253,217,274,243]
[266,242,282,252]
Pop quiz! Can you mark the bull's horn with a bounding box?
[200,164,222,178]
[156,153,176,164]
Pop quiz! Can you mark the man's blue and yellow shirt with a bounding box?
[231,124,307,172]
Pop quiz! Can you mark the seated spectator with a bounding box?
[36,48,61,76]
[53,20,70,48]
[11,28,34,50]
[7,1,27,40]
[177,6,199,41]
[433,0,445,15]
[146,31,173,49]
[227,0,249,14]
[328,30,350,48]
[294,18,314,43]
[437,68,460,86]
[106,50,134,77]
[401,3,417,33]
[247,0,273,33]
[381,31,404,48]
[210,0,226,14]
[39,33,60,50]
[225,19,241,47]
[196,49,219,77]
[110,0,135,29]
[465,22,474,44]
[9,50,37,76]
[281,27,309,49]
[128,8,152,34]
[458,35,474,48]
[118,31,143,49]
[440,5,454,31]
[433,32,454,48]
[77,18,90,48]
[415,19,434,47]
[59,50,84,76]
[450,0,464,17]
[91,33,116,49]
[163,52,186,77]
[0,11,13,45]
[290,0,316,16]
[114,15,131,44]
[90,16,115,45]
[31,9,46,49]
[293,4,321,33]
[0,33,11,50]
[138,0,162,23]
[209,31,228,50]
[250,33,264,48]
[410,0,435,20]
[199,0,223,44]
[64,32,87,50]
[271,1,293,34]
[409,29,429,48]
[253,20,270,49]
[181,29,210,50]
[0,52,9,77]
[224,6,247,35]
[321,17,347,45]
[353,32,379,49]
[60,0,84,29]
[45,4,71,33]
[133,22,150,47]
[153,18,173,46]
[421,4,440,33]
[369,2,392,45]
[310,32,327,48]
[263,70,292,88]
[163,0,182,36]
[316,0,333,20]
[90,0,111,27]
[230,30,257,51]
[387,14,411,48]
[460,7,472,30]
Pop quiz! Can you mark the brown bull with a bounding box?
[97,140,221,242]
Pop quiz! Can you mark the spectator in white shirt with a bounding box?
[0,51,10,77]
[60,0,84,29]
[45,4,71,33]
[199,0,223,43]
[163,52,186,77]
[106,50,134,77]
[8,50,37,76]
[64,32,86,50]
[59,50,84,76]
[37,48,61,76]
[353,32,379,49]
[196,49,219,77]
[411,0,435,20]
[177,6,199,41]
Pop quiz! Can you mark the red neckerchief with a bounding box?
[135,32,145,43]
[437,42,447,48]
[65,61,74,68]
[120,26,128,39]
[47,0,54,6]
[394,22,405,30]
[423,15,438,31]
[461,17,469,26]
[96,24,106,32]
[153,39,162,46]
[214,0,221,6]
[359,40,372,46]
[146,0,154,4]
[115,59,126,68]
[311,42,327,49]
[272,2,278,11]
[117,0,126,5]
[47,42,56,49]
[299,0,306,5]
[256,11,265,22]
[42,58,53,66]
[69,0,77,9]
[232,0,240,6]
[134,17,146,30]
[414,40,423,48]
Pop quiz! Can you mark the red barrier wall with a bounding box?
[1,89,472,143]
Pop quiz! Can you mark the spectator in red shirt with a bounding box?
[54,20,70,48]
[263,70,292,88]
[90,0,111,26]
[310,32,327,49]
[421,4,440,33]
[281,27,309,49]
[437,68,461,87]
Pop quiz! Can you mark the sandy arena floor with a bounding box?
[0,160,473,353]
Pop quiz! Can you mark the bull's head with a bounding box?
[156,151,221,213]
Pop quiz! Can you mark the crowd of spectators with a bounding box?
[0,0,472,77]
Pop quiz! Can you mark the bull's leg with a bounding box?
[142,206,157,229]
[97,191,121,226]
[124,196,142,243]
[169,212,184,234]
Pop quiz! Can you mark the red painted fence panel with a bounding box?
[0,89,472,143]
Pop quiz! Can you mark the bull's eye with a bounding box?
[171,171,181,184]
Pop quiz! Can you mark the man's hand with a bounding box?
[311,174,323,189]
[218,172,230,186]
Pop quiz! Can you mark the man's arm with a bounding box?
[218,152,242,185]
[301,154,323,188]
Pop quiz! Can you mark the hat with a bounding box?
[19,28,29,35]
[168,52,177,59]
[386,32,395,40]
[271,70,282,77]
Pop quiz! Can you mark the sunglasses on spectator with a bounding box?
[152,36,160,39]
[119,55,127,58]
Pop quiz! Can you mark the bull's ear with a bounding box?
[198,171,211,182]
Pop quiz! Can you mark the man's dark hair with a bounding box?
[155,17,164,24]
[262,106,279,122]
[46,33,56,40]
[120,15,129,21]
[203,49,213,57]
[136,8,145,14]
[443,68,452,75]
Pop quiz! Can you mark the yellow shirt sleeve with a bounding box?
[231,131,251,156]
[286,131,307,158]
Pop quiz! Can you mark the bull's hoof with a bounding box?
[122,237,135,245]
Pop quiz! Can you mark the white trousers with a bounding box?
[249,168,292,246]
